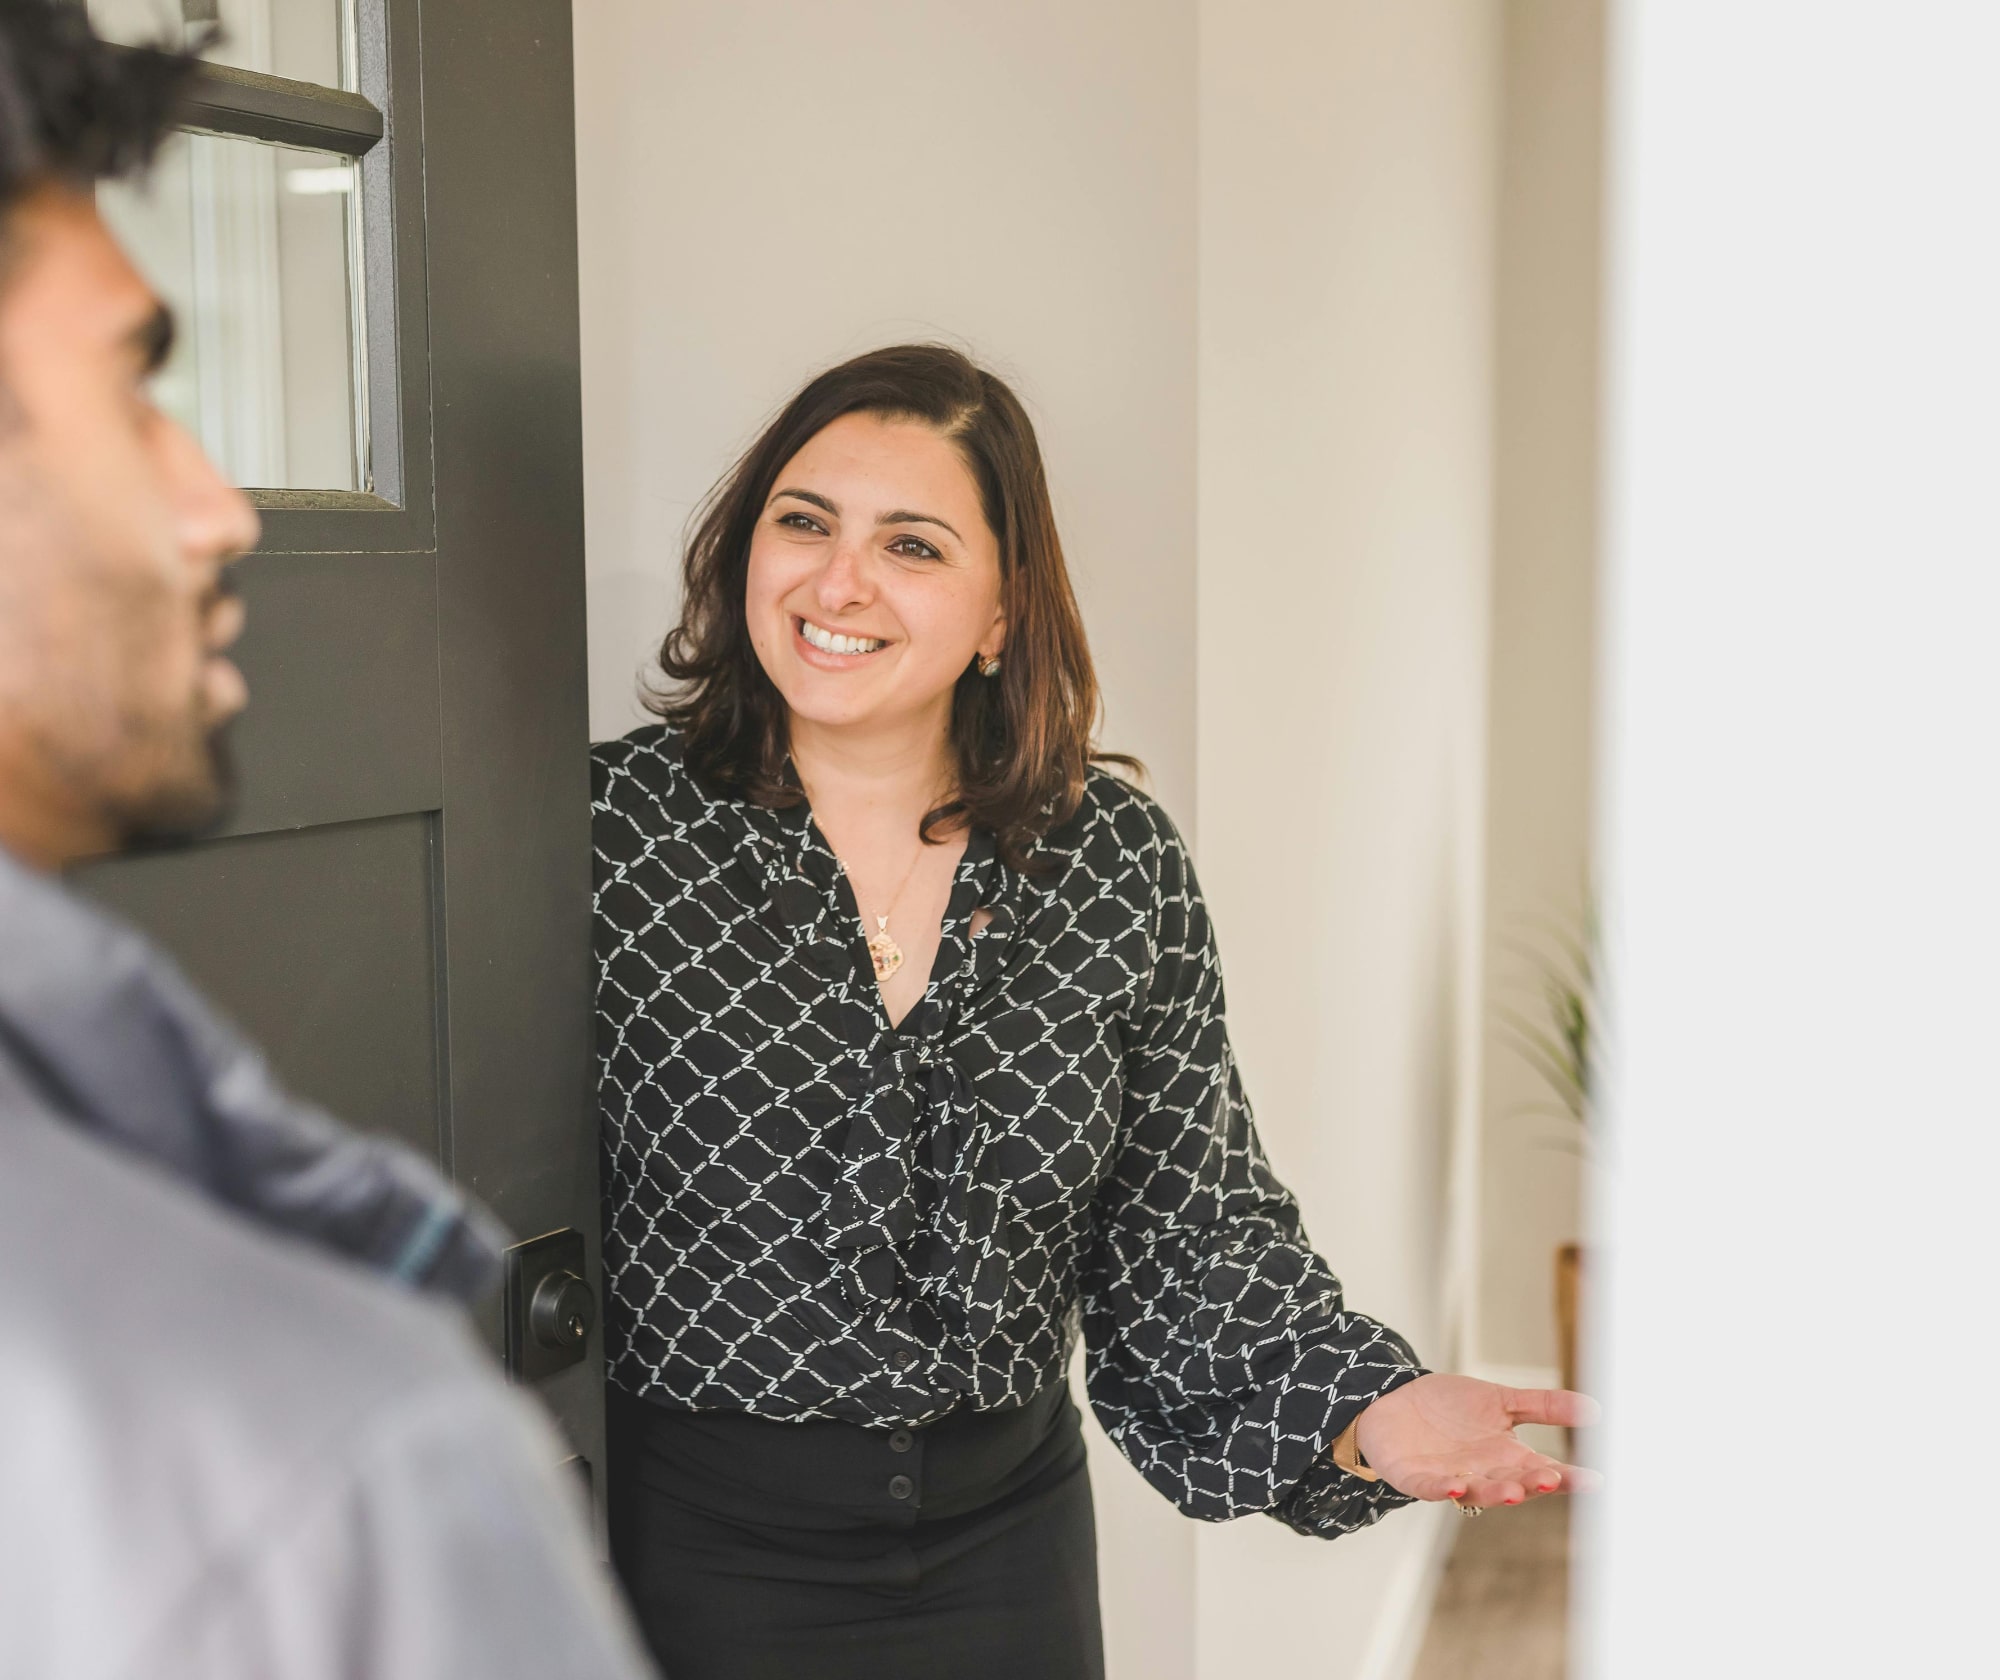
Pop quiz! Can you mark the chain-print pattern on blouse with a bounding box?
[593,726,1427,1537]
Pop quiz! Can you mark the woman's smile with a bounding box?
[794,614,889,663]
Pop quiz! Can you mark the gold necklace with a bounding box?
[864,841,928,982]
[791,760,949,984]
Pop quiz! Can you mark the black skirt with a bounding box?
[606,1382,1104,1680]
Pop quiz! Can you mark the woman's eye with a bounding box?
[887,534,941,561]
[776,511,827,534]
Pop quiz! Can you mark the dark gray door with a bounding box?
[80,0,599,1478]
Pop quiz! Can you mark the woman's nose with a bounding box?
[813,540,872,612]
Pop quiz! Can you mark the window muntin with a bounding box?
[89,0,356,91]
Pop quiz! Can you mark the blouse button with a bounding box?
[890,1430,914,1453]
[888,1475,914,1501]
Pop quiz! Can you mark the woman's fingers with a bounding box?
[1548,1460,1604,1494]
[1517,1446,1611,1498]
[1502,1386,1602,1429]
[1459,1472,1529,1508]
[1386,1423,1604,1506]
[1402,1463,1500,1504]
[1420,1449,1595,1507]
[1409,1468,1475,1502]
[1465,1456,1600,1504]
[1519,1463,1565,1498]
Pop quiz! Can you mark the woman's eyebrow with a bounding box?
[771,487,838,515]
[879,509,963,542]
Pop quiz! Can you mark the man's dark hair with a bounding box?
[0,0,201,220]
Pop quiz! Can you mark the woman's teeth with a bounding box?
[799,620,885,656]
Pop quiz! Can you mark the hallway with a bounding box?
[1412,1498,1569,1680]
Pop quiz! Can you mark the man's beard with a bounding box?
[104,718,238,855]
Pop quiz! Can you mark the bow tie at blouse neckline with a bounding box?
[757,797,1024,1356]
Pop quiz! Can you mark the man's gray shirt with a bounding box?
[0,851,654,1680]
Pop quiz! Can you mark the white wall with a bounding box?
[1476,0,1604,1380]
[1195,3,1499,1675]
[1585,4,1999,1674]
[572,6,1200,1676]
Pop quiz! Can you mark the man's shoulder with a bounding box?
[0,1083,489,1413]
[0,1091,512,1671]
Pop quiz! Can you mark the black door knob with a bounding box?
[503,1229,593,1382]
[528,1269,594,1352]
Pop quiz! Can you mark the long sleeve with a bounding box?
[1079,815,1427,1538]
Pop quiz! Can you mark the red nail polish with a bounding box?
[1505,1496,1521,1505]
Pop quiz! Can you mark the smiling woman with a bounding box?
[591,344,1594,1680]
[649,344,1129,874]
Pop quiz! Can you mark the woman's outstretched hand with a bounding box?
[1351,1374,1602,1507]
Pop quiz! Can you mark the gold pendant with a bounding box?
[867,919,905,981]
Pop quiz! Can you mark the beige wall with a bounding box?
[1476,0,1604,1378]
[1194,2,1499,1674]
[571,5,1200,1676]
[573,0,1198,826]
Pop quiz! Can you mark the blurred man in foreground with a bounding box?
[0,6,653,1675]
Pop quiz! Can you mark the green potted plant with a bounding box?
[1496,905,1595,1393]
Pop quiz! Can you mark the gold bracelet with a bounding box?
[1329,1418,1381,1483]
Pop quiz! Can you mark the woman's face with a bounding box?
[745,411,1005,741]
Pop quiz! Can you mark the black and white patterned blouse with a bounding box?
[592,726,1425,1537]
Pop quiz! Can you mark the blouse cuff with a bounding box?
[1269,1348,1428,1538]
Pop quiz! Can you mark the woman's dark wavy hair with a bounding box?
[0,0,202,225]
[649,344,1138,872]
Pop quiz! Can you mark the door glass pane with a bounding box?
[98,131,368,492]
[88,0,356,91]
